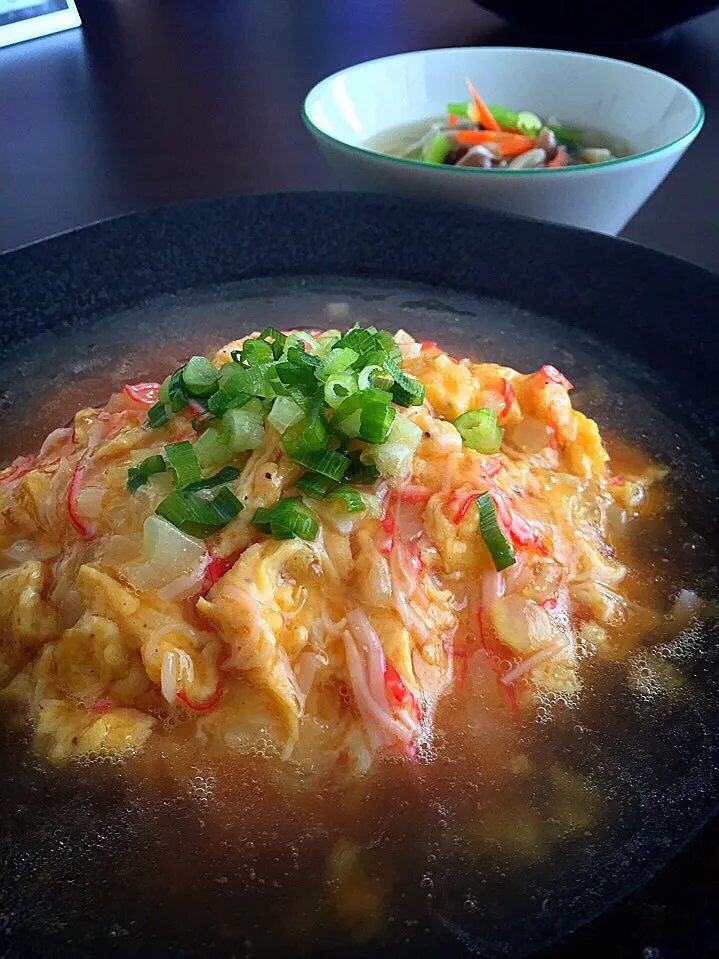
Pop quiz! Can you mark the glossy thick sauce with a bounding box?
[1,281,717,959]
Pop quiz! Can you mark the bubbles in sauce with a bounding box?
[1,278,718,959]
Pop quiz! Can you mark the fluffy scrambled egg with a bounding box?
[0,331,660,773]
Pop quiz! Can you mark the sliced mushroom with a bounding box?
[579,147,613,164]
[455,145,494,169]
[508,148,547,170]
[535,127,558,162]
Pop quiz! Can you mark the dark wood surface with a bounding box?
[0,0,718,270]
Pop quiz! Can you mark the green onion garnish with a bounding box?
[164,440,202,488]
[156,485,243,538]
[181,356,219,398]
[317,347,360,382]
[324,373,357,409]
[296,448,350,482]
[453,408,503,454]
[221,408,265,452]
[327,485,366,513]
[147,402,170,428]
[167,367,189,413]
[207,386,252,418]
[296,471,338,500]
[359,400,395,444]
[344,451,380,485]
[127,454,166,492]
[476,492,515,572]
[382,358,425,408]
[267,396,304,434]
[194,426,234,470]
[241,338,275,366]
[423,133,451,165]
[251,496,318,541]
[183,466,241,493]
[258,327,287,359]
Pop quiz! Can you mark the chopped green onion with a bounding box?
[207,386,252,418]
[220,365,275,399]
[194,426,235,470]
[359,401,396,444]
[127,454,166,492]
[156,486,242,538]
[183,466,241,493]
[516,111,542,135]
[331,388,392,435]
[357,364,387,391]
[476,491,516,572]
[296,471,338,500]
[241,338,275,366]
[258,327,287,359]
[282,414,330,460]
[488,104,519,129]
[147,402,170,428]
[164,441,202,488]
[251,496,318,541]
[314,329,342,354]
[317,347,360,382]
[167,368,189,413]
[448,101,470,117]
[267,396,304,434]
[181,356,219,398]
[296,448,350,482]
[453,408,503,454]
[221,408,265,452]
[377,330,403,364]
[158,376,171,405]
[327,485,366,513]
[424,132,452,164]
[324,373,357,409]
[285,332,318,355]
[344,451,380,486]
[382,357,425,407]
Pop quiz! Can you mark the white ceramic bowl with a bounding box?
[303,47,704,235]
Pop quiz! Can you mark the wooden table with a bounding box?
[1,0,718,270]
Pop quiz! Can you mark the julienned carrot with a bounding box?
[547,146,568,168]
[496,136,536,156]
[455,130,536,156]
[465,78,500,132]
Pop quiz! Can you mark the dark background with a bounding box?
[0,0,718,270]
[1,3,719,957]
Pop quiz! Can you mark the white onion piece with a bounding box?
[159,552,212,601]
[510,417,551,454]
[501,641,568,685]
[123,515,206,593]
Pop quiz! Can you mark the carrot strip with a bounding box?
[447,113,457,126]
[455,131,537,156]
[547,146,568,168]
[465,78,500,131]
[496,136,537,156]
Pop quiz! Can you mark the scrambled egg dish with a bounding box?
[0,326,658,773]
